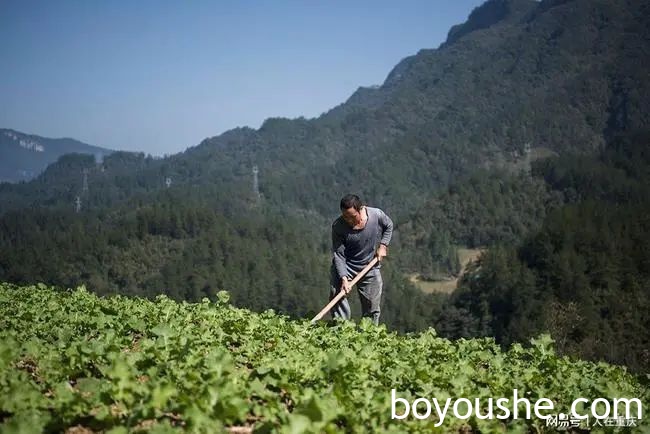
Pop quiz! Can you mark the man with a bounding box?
[330,194,393,325]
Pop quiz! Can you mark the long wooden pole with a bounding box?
[311,257,379,323]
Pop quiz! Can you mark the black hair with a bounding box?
[340,194,363,211]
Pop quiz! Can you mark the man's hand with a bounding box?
[340,276,352,294]
[376,244,388,262]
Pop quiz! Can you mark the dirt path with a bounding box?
[408,247,483,294]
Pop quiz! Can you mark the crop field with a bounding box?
[0,283,646,433]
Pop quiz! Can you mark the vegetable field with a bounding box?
[0,283,647,433]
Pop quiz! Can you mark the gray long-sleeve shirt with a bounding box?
[331,206,394,280]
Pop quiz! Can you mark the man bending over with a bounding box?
[330,194,393,325]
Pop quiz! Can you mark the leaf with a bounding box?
[151,383,176,409]
[282,414,312,434]
[217,291,230,305]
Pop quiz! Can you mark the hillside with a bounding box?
[432,131,650,372]
[1,0,648,216]
[1,283,647,433]
[0,129,113,183]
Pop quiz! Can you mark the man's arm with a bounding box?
[378,209,394,246]
[332,224,349,280]
[375,209,393,262]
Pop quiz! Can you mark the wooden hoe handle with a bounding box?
[310,257,379,323]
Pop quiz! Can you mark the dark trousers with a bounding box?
[329,267,382,325]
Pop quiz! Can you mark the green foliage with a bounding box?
[0,195,444,334]
[444,131,650,372]
[1,284,647,433]
[397,169,562,275]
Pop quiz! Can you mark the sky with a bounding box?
[0,0,485,156]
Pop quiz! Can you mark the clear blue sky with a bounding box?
[0,0,485,156]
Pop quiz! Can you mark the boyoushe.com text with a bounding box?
[390,389,643,427]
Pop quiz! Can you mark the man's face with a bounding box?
[341,207,362,227]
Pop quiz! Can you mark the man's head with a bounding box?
[340,194,364,227]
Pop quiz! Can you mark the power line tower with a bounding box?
[252,165,260,202]
[96,153,105,172]
[75,196,81,213]
[165,177,172,188]
[82,168,89,193]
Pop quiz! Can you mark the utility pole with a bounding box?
[96,153,105,172]
[252,165,260,202]
[82,168,89,193]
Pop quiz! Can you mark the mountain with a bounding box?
[0,128,114,183]
[0,0,647,218]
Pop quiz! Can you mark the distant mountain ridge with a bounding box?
[445,0,537,45]
[0,128,114,183]
[173,0,649,215]
[0,0,648,217]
